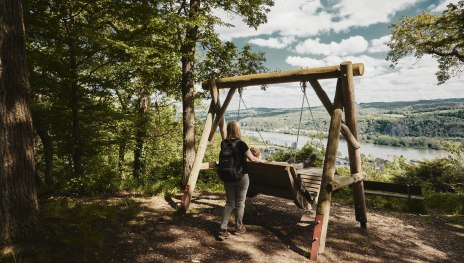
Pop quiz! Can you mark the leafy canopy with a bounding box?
[387,1,464,84]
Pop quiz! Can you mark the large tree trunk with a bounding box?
[133,90,149,182]
[0,0,39,244]
[181,0,200,188]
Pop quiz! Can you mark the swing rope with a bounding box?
[237,88,242,120]
[293,81,323,162]
[293,81,306,161]
[302,83,324,147]
[236,89,269,150]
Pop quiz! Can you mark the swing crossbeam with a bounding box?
[201,63,364,89]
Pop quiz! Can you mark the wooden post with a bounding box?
[210,80,227,139]
[309,79,360,150]
[208,87,236,141]
[180,82,229,212]
[311,108,343,260]
[340,61,367,228]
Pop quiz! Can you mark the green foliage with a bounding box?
[196,42,268,82]
[387,1,464,84]
[393,143,464,193]
[362,155,410,182]
[267,140,324,167]
[425,192,464,214]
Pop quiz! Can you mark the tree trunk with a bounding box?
[70,48,82,177]
[35,123,53,186]
[0,0,39,244]
[133,90,149,182]
[118,134,126,178]
[65,13,83,178]
[181,0,200,188]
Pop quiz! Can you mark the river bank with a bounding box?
[242,129,448,161]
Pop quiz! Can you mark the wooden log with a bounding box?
[208,87,236,141]
[309,79,360,150]
[313,108,343,255]
[328,172,366,192]
[180,99,216,212]
[202,63,364,90]
[340,61,367,228]
[309,80,333,113]
[210,80,226,139]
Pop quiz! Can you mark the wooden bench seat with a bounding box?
[246,162,323,210]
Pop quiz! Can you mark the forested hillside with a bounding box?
[231,98,464,149]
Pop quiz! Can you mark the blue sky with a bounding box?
[212,0,463,109]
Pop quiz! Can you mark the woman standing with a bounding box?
[218,121,260,240]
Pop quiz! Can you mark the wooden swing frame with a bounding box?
[180,61,368,260]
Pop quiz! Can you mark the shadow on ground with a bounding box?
[1,194,462,263]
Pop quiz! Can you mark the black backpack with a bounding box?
[218,140,244,182]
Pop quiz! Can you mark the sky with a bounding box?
[211,0,463,109]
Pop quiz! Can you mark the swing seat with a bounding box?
[246,162,322,210]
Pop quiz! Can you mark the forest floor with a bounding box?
[1,193,463,263]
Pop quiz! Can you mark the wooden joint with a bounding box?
[340,123,360,150]
[328,172,366,192]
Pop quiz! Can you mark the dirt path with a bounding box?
[110,193,463,263]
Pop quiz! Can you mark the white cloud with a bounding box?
[285,56,326,68]
[285,54,390,76]
[368,35,391,53]
[295,36,368,56]
[429,0,458,12]
[215,0,422,41]
[330,0,422,33]
[351,55,462,103]
[248,36,296,49]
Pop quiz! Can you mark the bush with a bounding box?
[425,191,464,215]
[267,141,324,167]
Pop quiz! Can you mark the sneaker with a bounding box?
[234,225,246,235]
[218,229,229,240]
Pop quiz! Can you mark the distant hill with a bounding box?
[217,98,464,149]
[358,98,464,109]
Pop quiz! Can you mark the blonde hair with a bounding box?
[226,120,242,140]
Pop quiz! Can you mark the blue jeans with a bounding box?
[220,174,249,230]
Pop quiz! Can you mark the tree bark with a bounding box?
[181,0,200,188]
[0,0,39,244]
[133,89,149,182]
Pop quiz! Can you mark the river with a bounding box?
[242,130,448,161]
